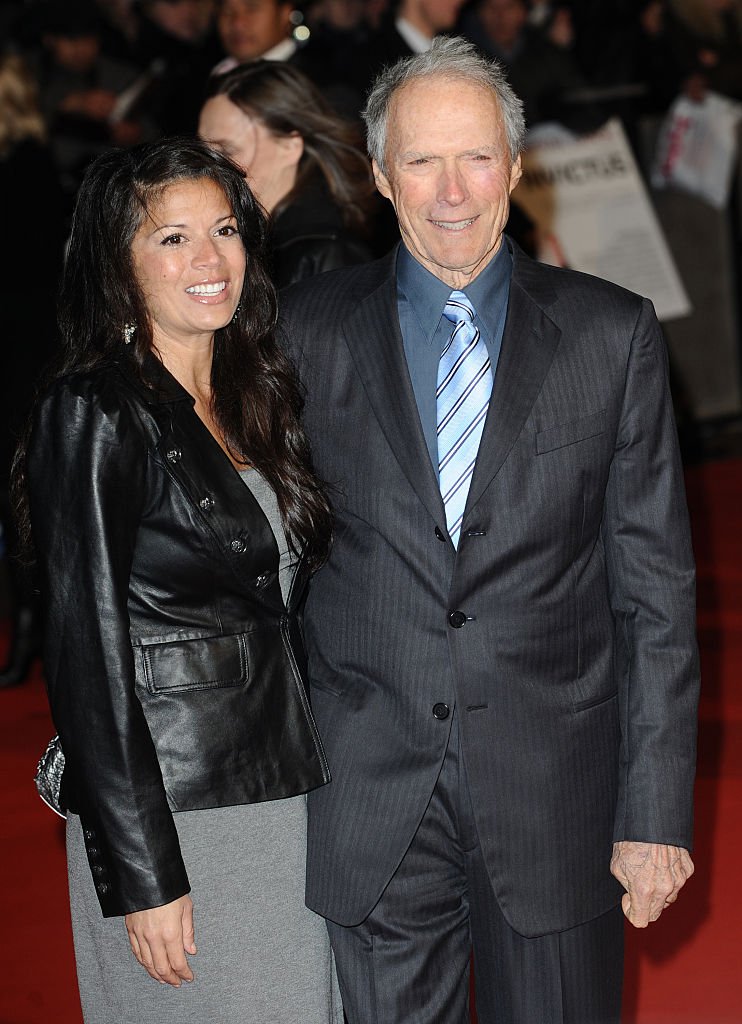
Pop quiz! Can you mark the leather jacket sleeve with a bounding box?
[28,373,190,917]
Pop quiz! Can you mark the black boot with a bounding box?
[0,606,40,688]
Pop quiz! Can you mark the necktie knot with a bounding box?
[443,290,475,325]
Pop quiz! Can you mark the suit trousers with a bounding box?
[325,712,624,1024]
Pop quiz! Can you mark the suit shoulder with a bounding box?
[515,253,650,321]
[279,254,393,321]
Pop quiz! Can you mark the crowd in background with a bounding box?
[1,0,741,687]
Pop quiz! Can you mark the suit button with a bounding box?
[432,702,450,720]
[448,610,466,628]
[230,538,246,553]
[166,447,182,464]
[199,496,214,511]
[435,526,446,542]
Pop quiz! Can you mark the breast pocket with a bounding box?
[535,410,606,455]
[139,633,248,694]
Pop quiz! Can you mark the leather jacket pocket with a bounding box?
[139,633,248,694]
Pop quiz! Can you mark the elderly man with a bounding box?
[280,37,699,1024]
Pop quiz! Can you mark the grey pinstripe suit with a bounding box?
[280,241,699,943]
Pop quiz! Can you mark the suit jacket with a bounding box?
[27,354,329,916]
[280,242,700,937]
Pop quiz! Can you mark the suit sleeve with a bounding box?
[602,298,700,849]
[28,378,190,916]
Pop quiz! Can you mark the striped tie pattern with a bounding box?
[436,291,493,547]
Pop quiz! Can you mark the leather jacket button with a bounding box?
[198,496,214,511]
[166,447,182,464]
[230,538,246,553]
[83,829,95,840]
[96,882,111,895]
[448,610,466,628]
[254,573,269,587]
[435,526,446,542]
[432,702,450,720]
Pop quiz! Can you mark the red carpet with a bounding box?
[1,457,740,1024]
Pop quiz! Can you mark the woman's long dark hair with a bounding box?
[14,137,331,567]
[205,60,374,230]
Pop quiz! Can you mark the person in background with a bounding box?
[461,0,601,132]
[212,0,361,115]
[16,137,341,1023]
[200,60,374,286]
[0,53,63,690]
[35,1,150,206]
[279,36,699,1023]
[665,0,742,100]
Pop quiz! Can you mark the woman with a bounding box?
[17,137,341,1024]
[198,60,375,287]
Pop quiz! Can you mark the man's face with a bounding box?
[217,0,293,60]
[373,76,522,289]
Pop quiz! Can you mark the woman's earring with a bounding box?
[123,323,136,345]
[231,303,242,323]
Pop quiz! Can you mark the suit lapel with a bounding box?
[341,267,445,527]
[465,260,562,514]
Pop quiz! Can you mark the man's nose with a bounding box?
[437,164,468,205]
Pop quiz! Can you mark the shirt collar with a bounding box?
[397,241,513,343]
[395,17,434,53]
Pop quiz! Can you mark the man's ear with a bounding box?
[372,158,393,201]
[509,153,523,194]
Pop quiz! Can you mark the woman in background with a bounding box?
[16,137,341,1024]
[199,60,375,287]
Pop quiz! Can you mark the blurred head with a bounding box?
[478,0,528,50]
[142,0,216,42]
[364,36,524,287]
[216,0,294,60]
[41,3,102,71]
[59,137,274,363]
[0,54,46,158]
[201,61,373,223]
[398,0,467,37]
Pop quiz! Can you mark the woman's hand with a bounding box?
[125,894,196,986]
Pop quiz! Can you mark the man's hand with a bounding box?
[611,841,694,928]
[125,894,196,986]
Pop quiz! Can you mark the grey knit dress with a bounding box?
[66,468,342,1024]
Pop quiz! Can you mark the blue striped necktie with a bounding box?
[436,291,493,547]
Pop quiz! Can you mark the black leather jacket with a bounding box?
[27,354,329,917]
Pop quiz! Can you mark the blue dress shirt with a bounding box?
[396,241,513,470]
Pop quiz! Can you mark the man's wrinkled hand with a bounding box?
[610,841,694,928]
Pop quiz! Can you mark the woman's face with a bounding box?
[198,94,302,213]
[130,177,246,353]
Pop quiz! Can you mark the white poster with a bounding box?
[651,91,742,209]
[513,118,691,321]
